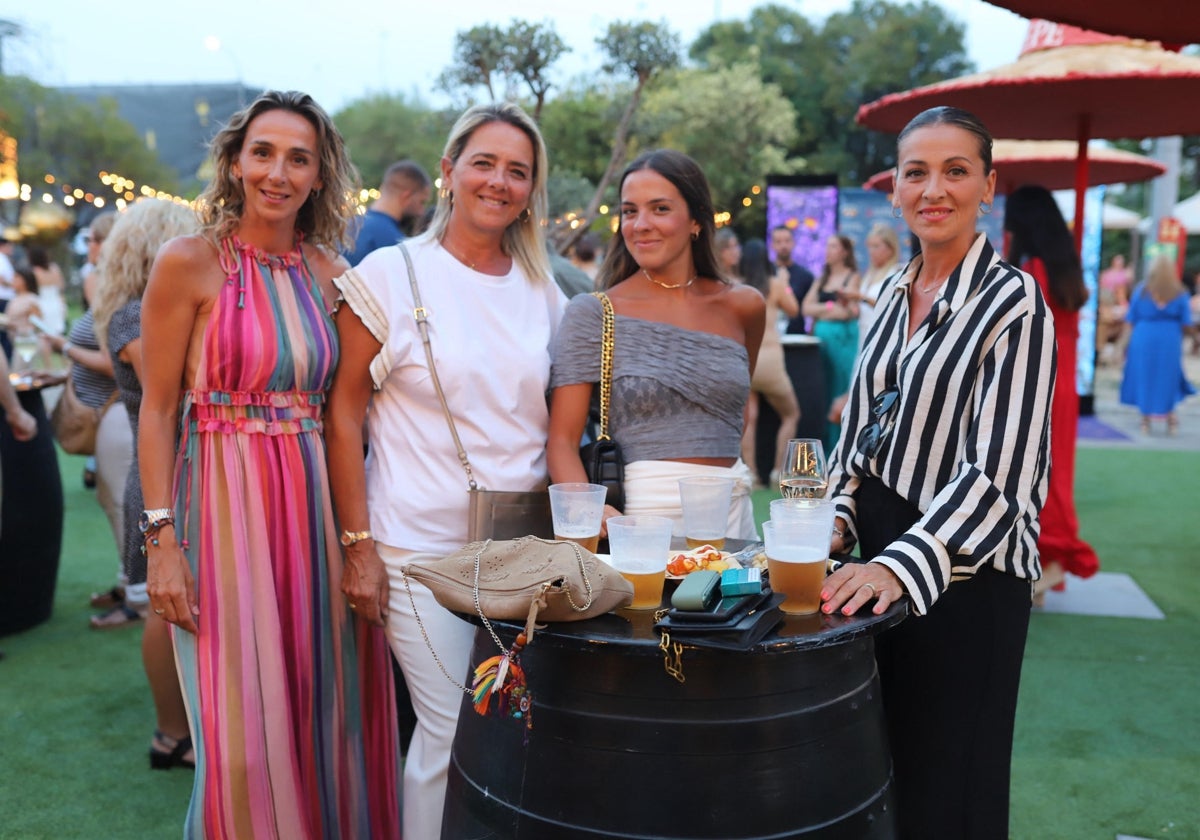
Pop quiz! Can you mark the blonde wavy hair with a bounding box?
[194,90,359,251]
[416,102,552,284]
[1145,254,1186,306]
[93,199,200,352]
[862,222,901,286]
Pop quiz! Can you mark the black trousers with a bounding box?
[858,478,1032,840]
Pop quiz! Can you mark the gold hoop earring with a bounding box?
[691,230,699,241]
[519,208,532,223]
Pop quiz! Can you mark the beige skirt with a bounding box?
[622,459,758,541]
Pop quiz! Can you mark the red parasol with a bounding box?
[982,0,1196,46]
[862,140,1166,194]
[855,22,1200,250]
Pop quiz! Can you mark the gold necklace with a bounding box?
[442,239,479,271]
[642,268,697,289]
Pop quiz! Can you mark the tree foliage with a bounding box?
[539,81,632,187]
[558,20,682,251]
[334,93,455,189]
[438,25,508,103]
[437,20,569,120]
[690,5,824,151]
[0,76,177,198]
[505,21,569,121]
[640,64,801,220]
[691,0,973,185]
[817,0,973,181]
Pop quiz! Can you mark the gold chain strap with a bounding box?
[591,292,615,441]
[655,608,685,684]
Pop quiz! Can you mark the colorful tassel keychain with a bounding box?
[471,630,533,733]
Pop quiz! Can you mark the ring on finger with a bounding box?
[348,603,357,610]
[860,582,878,597]
[154,608,166,615]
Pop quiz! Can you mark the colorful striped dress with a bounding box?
[172,237,400,839]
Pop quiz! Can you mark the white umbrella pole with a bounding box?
[1149,136,1181,241]
[1073,116,1091,255]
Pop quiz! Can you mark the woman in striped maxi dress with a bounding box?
[139,91,400,839]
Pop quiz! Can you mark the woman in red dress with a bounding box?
[1004,184,1099,599]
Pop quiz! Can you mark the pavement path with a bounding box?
[1085,347,1200,452]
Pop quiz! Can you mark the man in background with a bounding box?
[771,225,814,335]
[346,160,432,266]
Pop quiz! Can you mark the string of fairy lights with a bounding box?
[15,171,765,230]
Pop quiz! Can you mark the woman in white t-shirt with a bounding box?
[326,102,564,840]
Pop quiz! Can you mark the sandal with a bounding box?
[89,585,126,609]
[89,604,146,630]
[149,730,195,770]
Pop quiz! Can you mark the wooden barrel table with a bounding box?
[442,589,906,839]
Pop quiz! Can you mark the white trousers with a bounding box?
[94,402,132,575]
[379,544,475,840]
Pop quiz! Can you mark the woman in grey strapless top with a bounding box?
[548,149,766,540]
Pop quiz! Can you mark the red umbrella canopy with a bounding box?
[856,22,1200,250]
[982,0,1196,47]
[862,140,1166,193]
[856,23,1200,140]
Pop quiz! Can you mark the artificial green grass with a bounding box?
[1010,448,1200,839]
[1,448,1197,838]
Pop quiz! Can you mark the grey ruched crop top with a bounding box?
[550,293,750,463]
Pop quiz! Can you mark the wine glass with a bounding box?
[10,327,40,374]
[778,439,827,500]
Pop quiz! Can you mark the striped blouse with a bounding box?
[827,234,1056,616]
[66,311,118,409]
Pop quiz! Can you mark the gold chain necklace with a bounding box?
[442,239,480,271]
[643,268,697,289]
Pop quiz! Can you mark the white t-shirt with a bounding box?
[335,238,567,554]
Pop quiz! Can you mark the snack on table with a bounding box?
[667,544,738,577]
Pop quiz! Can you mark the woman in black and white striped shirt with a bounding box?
[821,107,1056,839]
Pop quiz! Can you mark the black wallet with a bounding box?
[654,591,785,650]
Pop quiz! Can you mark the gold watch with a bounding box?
[339,529,373,547]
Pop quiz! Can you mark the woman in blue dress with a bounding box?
[1120,254,1196,434]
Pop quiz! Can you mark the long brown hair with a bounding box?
[819,234,858,288]
[598,149,726,291]
[1004,185,1088,312]
[195,90,358,250]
